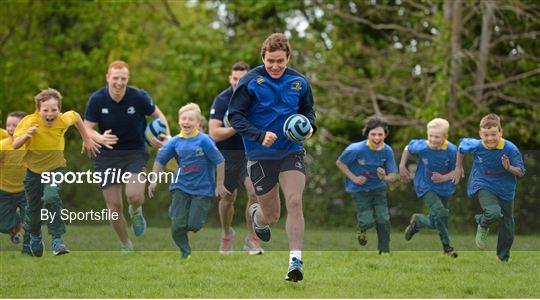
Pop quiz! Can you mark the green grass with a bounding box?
[1,226,539,298]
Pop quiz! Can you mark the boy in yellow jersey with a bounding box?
[13,88,99,257]
[0,128,8,139]
[0,111,28,249]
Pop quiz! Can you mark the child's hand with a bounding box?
[431,172,445,183]
[501,154,511,170]
[399,166,411,182]
[377,167,386,180]
[26,125,38,138]
[82,138,101,158]
[98,129,118,149]
[147,182,157,198]
[262,131,277,147]
[352,176,367,185]
[216,184,231,198]
[149,134,171,149]
[451,168,462,184]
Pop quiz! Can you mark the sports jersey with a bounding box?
[209,87,244,152]
[228,65,316,160]
[0,137,25,193]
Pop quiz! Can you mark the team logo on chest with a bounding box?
[196,147,204,157]
[127,106,136,114]
[291,80,302,91]
[101,108,109,114]
[256,77,265,84]
[357,159,366,165]
[422,158,429,165]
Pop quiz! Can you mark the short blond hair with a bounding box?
[427,118,449,134]
[178,102,202,120]
[480,113,501,130]
[35,88,62,110]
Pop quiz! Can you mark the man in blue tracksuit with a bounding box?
[228,33,316,282]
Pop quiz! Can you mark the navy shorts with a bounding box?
[247,150,306,196]
[93,150,149,189]
[223,152,249,193]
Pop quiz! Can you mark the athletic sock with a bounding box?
[290,250,302,262]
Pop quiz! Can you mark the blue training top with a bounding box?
[228,65,316,161]
[407,139,457,197]
[209,87,244,153]
[338,140,398,192]
[459,138,525,201]
[156,132,224,198]
[85,86,155,151]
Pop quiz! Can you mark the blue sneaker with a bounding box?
[285,257,303,282]
[248,203,271,242]
[29,233,44,257]
[130,206,147,237]
[52,237,70,256]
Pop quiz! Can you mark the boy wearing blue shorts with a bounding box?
[400,118,458,257]
[453,113,525,261]
[148,103,228,259]
[336,116,397,254]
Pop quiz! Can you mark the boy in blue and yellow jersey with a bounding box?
[336,116,397,254]
[148,103,228,259]
[0,111,28,248]
[228,33,316,282]
[452,113,525,261]
[13,88,99,257]
[399,118,458,257]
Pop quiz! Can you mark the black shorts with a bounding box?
[223,153,249,193]
[247,150,306,196]
[93,150,149,189]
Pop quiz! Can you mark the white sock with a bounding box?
[290,250,302,262]
[121,239,133,250]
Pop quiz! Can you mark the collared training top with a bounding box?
[458,138,525,201]
[228,65,316,161]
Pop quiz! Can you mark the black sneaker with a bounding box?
[249,203,271,242]
[285,257,303,282]
[357,230,367,246]
[404,214,419,240]
[443,245,458,258]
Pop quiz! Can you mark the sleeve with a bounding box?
[385,148,398,174]
[61,111,79,127]
[0,138,7,160]
[156,139,176,166]
[338,144,357,165]
[458,138,478,154]
[298,79,317,134]
[0,129,8,139]
[228,80,266,143]
[203,136,225,165]
[84,95,99,122]
[140,89,156,116]
[508,144,526,175]
[13,115,32,139]
[407,139,423,155]
[210,93,226,121]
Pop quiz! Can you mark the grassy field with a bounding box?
[1,226,539,298]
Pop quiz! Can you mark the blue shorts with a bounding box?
[93,150,149,189]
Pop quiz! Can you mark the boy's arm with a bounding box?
[336,159,366,185]
[501,154,525,177]
[74,113,101,157]
[452,152,465,184]
[215,162,230,198]
[12,126,38,149]
[399,146,412,182]
[147,161,164,198]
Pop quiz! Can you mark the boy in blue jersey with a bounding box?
[84,60,169,253]
[148,103,229,259]
[209,62,263,255]
[228,33,316,282]
[336,116,397,254]
[452,114,525,261]
[399,118,458,257]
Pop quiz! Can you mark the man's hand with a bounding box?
[262,131,277,147]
